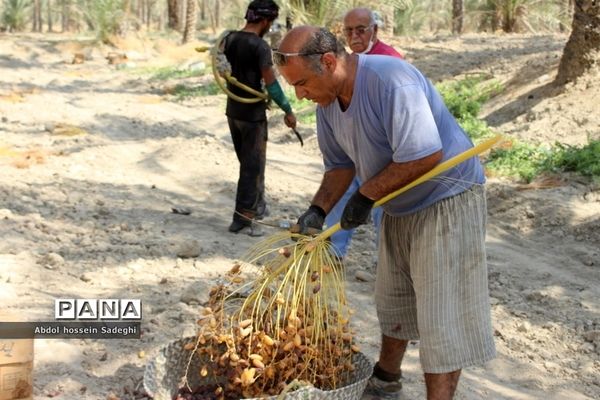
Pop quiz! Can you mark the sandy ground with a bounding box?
[0,31,599,400]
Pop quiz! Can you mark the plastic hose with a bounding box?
[201,30,268,104]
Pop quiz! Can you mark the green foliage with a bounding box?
[438,75,501,118]
[437,75,502,140]
[552,141,600,178]
[457,116,495,141]
[435,75,598,182]
[83,0,126,43]
[396,0,479,34]
[281,0,344,26]
[389,0,572,34]
[146,66,207,81]
[486,140,600,182]
[486,141,553,182]
[285,89,316,125]
[169,82,221,101]
[1,0,28,31]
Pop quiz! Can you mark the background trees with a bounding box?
[556,0,600,84]
[0,0,596,83]
[0,0,578,36]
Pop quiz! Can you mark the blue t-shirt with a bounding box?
[317,54,485,216]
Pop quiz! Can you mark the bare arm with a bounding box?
[360,150,443,201]
[261,66,277,85]
[311,167,356,213]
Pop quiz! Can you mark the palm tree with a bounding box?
[2,0,29,32]
[167,0,178,29]
[47,0,54,31]
[33,0,42,31]
[182,0,196,43]
[556,0,600,84]
[452,0,463,33]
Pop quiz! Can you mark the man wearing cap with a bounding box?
[223,0,297,235]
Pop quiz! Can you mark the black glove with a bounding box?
[340,190,374,230]
[293,205,326,235]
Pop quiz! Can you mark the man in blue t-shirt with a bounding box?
[275,26,495,399]
[324,7,405,260]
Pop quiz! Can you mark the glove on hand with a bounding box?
[340,190,374,230]
[294,205,326,235]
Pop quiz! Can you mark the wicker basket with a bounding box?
[144,336,373,400]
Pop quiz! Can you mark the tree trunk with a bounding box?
[200,0,206,22]
[452,0,463,34]
[139,0,146,26]
[556,0,600,84]
[429,1,437,32]
[61,0,70,32]
[380,4,394,36]
[146,0,154,30]
[487,0,501,32]
[502,0,514,32]
[33,0,42,32]
[47,0,53,32]
[560,0,575,32]
[182,0,197,43]
[214,0,220,30]
[167,0,179,29]
[46,0,54,32]
[178,0,186,31]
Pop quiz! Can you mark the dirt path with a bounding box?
[0,32,598,399]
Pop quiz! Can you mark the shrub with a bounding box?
[1,0,28,32]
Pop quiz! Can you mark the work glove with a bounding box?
[291,205,326,236]
[340,190,374,230]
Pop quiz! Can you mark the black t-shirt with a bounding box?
[224,31,272,122]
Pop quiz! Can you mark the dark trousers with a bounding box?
[227,117,267,221]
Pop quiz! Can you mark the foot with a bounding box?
[228,219,250,233]
[248,222,264,237]
[256,204,269,220]
[229,219,264,237]
[364,375,403,399]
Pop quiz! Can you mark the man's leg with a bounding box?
[411,185,495,398]
[378,334,407,375]
[366,214,418,398]
[255,121,268,219]
[378,336,461,400]
[367,336,406,398]
[424,371,461,400]
[227,118,267,234]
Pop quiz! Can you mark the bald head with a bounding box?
[343,7,378,54]
[278,25,320,53]
[343,7,375,26]
[275,26,353,107]
[275,26,345,72]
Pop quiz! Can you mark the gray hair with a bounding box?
[299,27,346,73]
[343,8,377,26]
[372,11,384,28]
[367,10,377,26]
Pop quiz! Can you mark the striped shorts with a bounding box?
[376,184,496,373]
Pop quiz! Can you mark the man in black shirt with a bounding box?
[224,0,296,235]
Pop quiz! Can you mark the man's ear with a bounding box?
[322,52,337,72]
